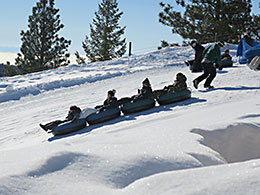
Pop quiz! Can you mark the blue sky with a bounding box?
[0,0,259,55]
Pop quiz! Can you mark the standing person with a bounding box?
[193,41,225,89]
[185,40,205,72]
[40,105,82,132]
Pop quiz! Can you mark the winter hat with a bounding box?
[108,89,116,96]
[176,72,187,82]
[190,40,196,45]
[218,41,225,47]
[142,78,150,85]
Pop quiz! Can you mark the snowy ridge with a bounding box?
[1,44,260,195]
[0,47,188,103]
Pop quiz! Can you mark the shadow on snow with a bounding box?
[199,85,260,93]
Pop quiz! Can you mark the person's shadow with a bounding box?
[48,97,207,142]
[199,86,260,93]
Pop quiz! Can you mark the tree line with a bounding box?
[2,0,259,76]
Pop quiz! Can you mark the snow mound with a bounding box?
[192,123,260,163]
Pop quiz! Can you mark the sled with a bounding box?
[86,107,121,125]
[121,98,156,115]
[51,119,87,136]
[156,89,191,106]
[221,59,233,67]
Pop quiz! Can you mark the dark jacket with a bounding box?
[194,44,205,64]
[103,96,118,108]
[203,44,222,66]
[191,44,204,72]
[65,107,81,122]
[135,86,153,100]
[221,53,232,60]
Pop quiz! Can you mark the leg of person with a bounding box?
[94,105,103,109]
[117,97,132,105]
[42,120,64,131]
[188,60,194,66]
[193,63,211,89]
[204,63,216,88]
[185,60,194,66]
[192,61,203,72]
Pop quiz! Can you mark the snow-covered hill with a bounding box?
[0,45,260,195]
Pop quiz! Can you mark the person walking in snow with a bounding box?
[95,89,118,111]
[185,40,205,72]
[40,105,82,132]
[193,41,225,89]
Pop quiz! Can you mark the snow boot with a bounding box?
[193,80,198,89]
[39,124,48,131]
[184,61,190,66]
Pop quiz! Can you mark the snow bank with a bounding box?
[0,47,190,103]
[192,123,260,163]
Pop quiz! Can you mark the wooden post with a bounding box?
[129,42,132,56]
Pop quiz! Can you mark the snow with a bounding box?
[0,44,260,195]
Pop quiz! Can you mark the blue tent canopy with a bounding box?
[237,39,260,64]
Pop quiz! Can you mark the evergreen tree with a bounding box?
[75,51,86,65]
[15,0,71,73]
[82,0,126,62]
[159,0,260,43]
[252,15,260,39]
[158,40,169,50]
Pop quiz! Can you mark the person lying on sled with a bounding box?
[40,105,81,132]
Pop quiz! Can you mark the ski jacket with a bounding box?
[202,44,222,66]
[221,53,232,60]
[103,96,118,108]
[194,44,205,64]
[139,86,153,99]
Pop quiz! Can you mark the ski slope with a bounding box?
[0,45,260,195]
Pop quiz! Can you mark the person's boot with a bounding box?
[193,80,199,89]
[39,124,48,131]
[184,61,190,66]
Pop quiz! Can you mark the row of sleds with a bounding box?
[51,88,192,136]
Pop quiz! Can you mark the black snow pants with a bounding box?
[194,62,216,87]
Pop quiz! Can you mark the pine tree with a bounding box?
[75,51,86,65]
[82,0,126,62]
[15,0,71,73]
[158,40,169,50]
[159,0,259,43]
